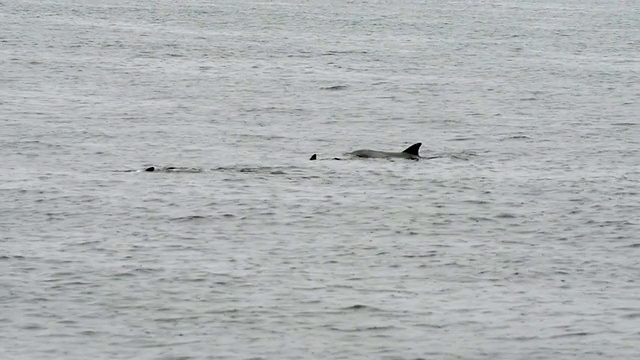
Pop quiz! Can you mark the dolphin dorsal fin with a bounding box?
[309,154,317,161]
[402,143,422,156]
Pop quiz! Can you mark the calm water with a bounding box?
[1,0,639,359]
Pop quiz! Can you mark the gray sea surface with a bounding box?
[1,0,639,359]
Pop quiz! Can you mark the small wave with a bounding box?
[341,304,382,311]
[321,85,349,91]
[328,325,396,332]
[0,255,25,261]
[502,135,531,140]
[495,213,517,219]
[463,199,489,205]
[170,215,210,222]
[469,216,495,222]
[322,50,368,56]
[548,332,590,339]
[214,166,294,175]
[402,252,437,258]
[622,313,640,319]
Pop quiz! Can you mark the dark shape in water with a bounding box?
[310,142,423,161]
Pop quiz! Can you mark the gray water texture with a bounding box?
[1,0,639,359]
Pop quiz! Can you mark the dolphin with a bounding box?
[143,166,202,173]
[309,142,423,161]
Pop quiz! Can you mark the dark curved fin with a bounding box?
[402,142,422,156]
[309,154,317,161]
[145,166,156,172]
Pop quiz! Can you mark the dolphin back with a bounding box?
[309,142,423,161]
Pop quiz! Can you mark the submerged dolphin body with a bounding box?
[143,166,202,173]
[309,142,423,161]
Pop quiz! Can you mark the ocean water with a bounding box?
[1,0,639,359]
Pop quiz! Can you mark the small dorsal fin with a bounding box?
[402,143,422,156]
[309,154,317,161]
